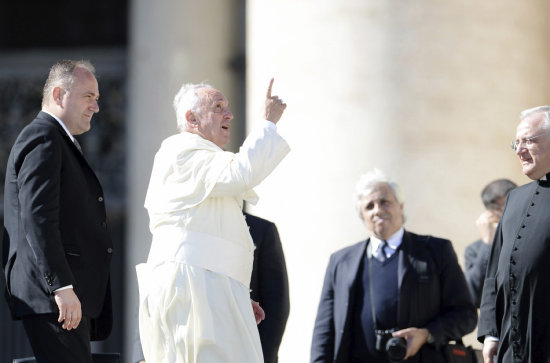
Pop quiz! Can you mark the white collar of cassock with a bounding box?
[370,227,405,259]
[541,174,548,181]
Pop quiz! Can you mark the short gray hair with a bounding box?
[42,60,96,108]
[173,82,214,132]
[520,106,550,132]
[354,168,404,219]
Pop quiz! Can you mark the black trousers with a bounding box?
[21,313,93,363]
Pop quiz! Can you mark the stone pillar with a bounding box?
[246,1,550,360]
[125,0,244,359]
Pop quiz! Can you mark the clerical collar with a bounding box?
[42,110,75,142]
[370,227,405,255]
[537,173,550,185]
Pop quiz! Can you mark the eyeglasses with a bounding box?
[511,133,547,151]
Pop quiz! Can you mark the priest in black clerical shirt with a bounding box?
[479,106,550,363]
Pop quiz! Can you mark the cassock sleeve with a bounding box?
[477,221,503,342]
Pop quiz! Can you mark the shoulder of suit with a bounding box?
[465,239,483,252]
[244,213,274,228]
[23,112,62,133]
[330,240,366,260]
[405,231,451,247]
[16,115,66,144]
[509,181,536,195]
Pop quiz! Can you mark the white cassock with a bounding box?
[136,120,290,363]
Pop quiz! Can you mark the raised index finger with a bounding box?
[266,78,274,99]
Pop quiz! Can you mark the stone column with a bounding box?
[125,0,244,359]
[246,1,550,360]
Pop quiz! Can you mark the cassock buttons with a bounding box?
[98,196,104,202]
[107,248,113,254]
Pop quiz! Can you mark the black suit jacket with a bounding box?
[464,239,491,307]
[132,212,290,363]
[246,212,290,363]
[2,112,113,340]
[311,231,477,363]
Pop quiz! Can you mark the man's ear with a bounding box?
[185,110,197,129]
[52,87,64,106]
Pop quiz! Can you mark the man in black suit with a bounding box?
[479,106,550,362]
[132,212,290,363]
[2,60,113,362]
[464,179,516,308]
[311,169,477,363]
[246,212,290,363]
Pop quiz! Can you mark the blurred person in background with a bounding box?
[464,179,516,308]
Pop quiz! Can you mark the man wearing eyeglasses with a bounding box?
[478,106,550,363]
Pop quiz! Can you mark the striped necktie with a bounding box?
[73,139,83,154]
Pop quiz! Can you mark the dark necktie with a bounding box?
[376,240,389,262]
[73,139,83,154]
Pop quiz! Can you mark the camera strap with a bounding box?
[366,241,381,331]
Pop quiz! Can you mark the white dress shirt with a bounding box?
[370,227,405,260]
[42,110,75,141]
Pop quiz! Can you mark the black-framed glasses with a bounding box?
[511,133,547,151]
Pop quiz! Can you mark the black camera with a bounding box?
[375,328,407,361]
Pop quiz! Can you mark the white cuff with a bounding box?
[54,285,73,293]
[262,119,277,130]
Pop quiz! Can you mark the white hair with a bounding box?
[173,82,214,132]
[354,168,405,220]
[520,106,550,131]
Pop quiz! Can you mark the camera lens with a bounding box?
[386,337,407,361]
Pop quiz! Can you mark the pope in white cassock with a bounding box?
[136,79,290,363]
